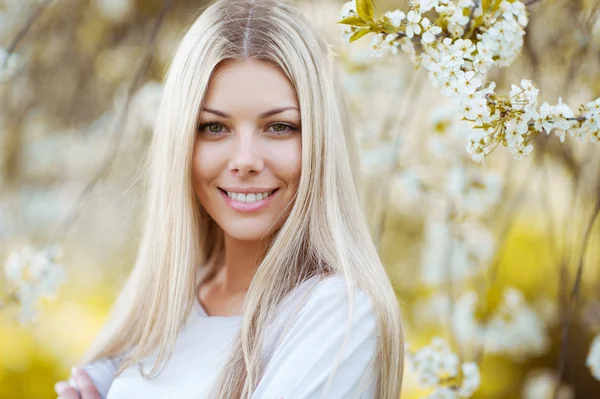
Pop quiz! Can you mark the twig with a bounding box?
[525,0,544,6]
[553,194,600,397]
[1,0,57,69]
[569,196,600,302]
[48,0,173,245]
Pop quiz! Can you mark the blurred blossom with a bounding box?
[360,144,397,174]
[412,293,451,327]
[587,334,600,381]
[406,337,481,398]
[522,369,574,399]
[95,0,134,24]
[3,245,66,323]
[0,47,24,81]
[130,81,164,131]
[453,288,550,360]
[391,168,423,207]
[444,167,502,216]
[421,218,495,284]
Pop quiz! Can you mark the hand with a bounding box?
[55,367,101,399]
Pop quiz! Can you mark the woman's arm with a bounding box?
[56,358,118,399]
[251,277,379,399]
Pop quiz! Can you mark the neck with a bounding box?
[216,233,269,294]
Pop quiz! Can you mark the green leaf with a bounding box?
[349,28,371,42]
[338,15,369,27]
[356,0,373,21]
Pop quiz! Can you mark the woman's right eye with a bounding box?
[198,122,228,137]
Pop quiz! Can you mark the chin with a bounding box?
[221,220,278,241]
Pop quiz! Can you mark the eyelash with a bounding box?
[197,121,300,137]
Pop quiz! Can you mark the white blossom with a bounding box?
[587,334,600,381]
[458,362,481,397]
[340,1,357,19]
[405,10,422,38]
[95,0,134,23]
[419,0,441,14]
[0,47,24,82]
[453,288,551,360]
[3,245,66,323]
[522,369,574,399]
[421,18,442,44]
[384,10,405,28]
[407,337,481,398]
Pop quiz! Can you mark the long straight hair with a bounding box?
[81,0,404,397]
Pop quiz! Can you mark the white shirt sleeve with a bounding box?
[68,357,118,399]
[251,277,379,399]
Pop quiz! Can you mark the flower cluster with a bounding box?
[406,337,481,398]
[587,334,600,381]
[338,0,600,162]
[453,288,550,360]
[3,245,66,323]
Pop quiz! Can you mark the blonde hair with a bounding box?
[81,0,404,397]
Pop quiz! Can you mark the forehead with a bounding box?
[203,59,299,112]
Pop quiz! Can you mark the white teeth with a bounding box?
[225,190,274,204]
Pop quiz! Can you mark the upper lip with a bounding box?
[219,187,279,194]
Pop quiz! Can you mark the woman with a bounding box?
[54,0,403,398]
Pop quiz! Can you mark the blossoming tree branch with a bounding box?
[339,0,600,163]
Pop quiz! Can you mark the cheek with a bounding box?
[192,141,219,193]
[270,137,301,188]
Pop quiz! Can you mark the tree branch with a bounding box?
[1,0,56,69]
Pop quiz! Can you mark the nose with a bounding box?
[228,129,264,176]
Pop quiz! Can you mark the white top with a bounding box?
[75,275,379,399]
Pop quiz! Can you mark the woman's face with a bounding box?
[192,59,302,241]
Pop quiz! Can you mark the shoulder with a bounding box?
[300,274,376,318]
[254,274,380,398]
[266,274,379,348]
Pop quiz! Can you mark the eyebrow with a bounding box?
[201,106,299,119]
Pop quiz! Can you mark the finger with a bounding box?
[73,368,101,399]
[54,381,80,399]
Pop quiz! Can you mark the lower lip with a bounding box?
[219,189,278,213]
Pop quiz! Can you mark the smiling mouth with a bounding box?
[218,188,279,204]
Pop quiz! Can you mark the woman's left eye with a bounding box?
[267,123,298,136]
